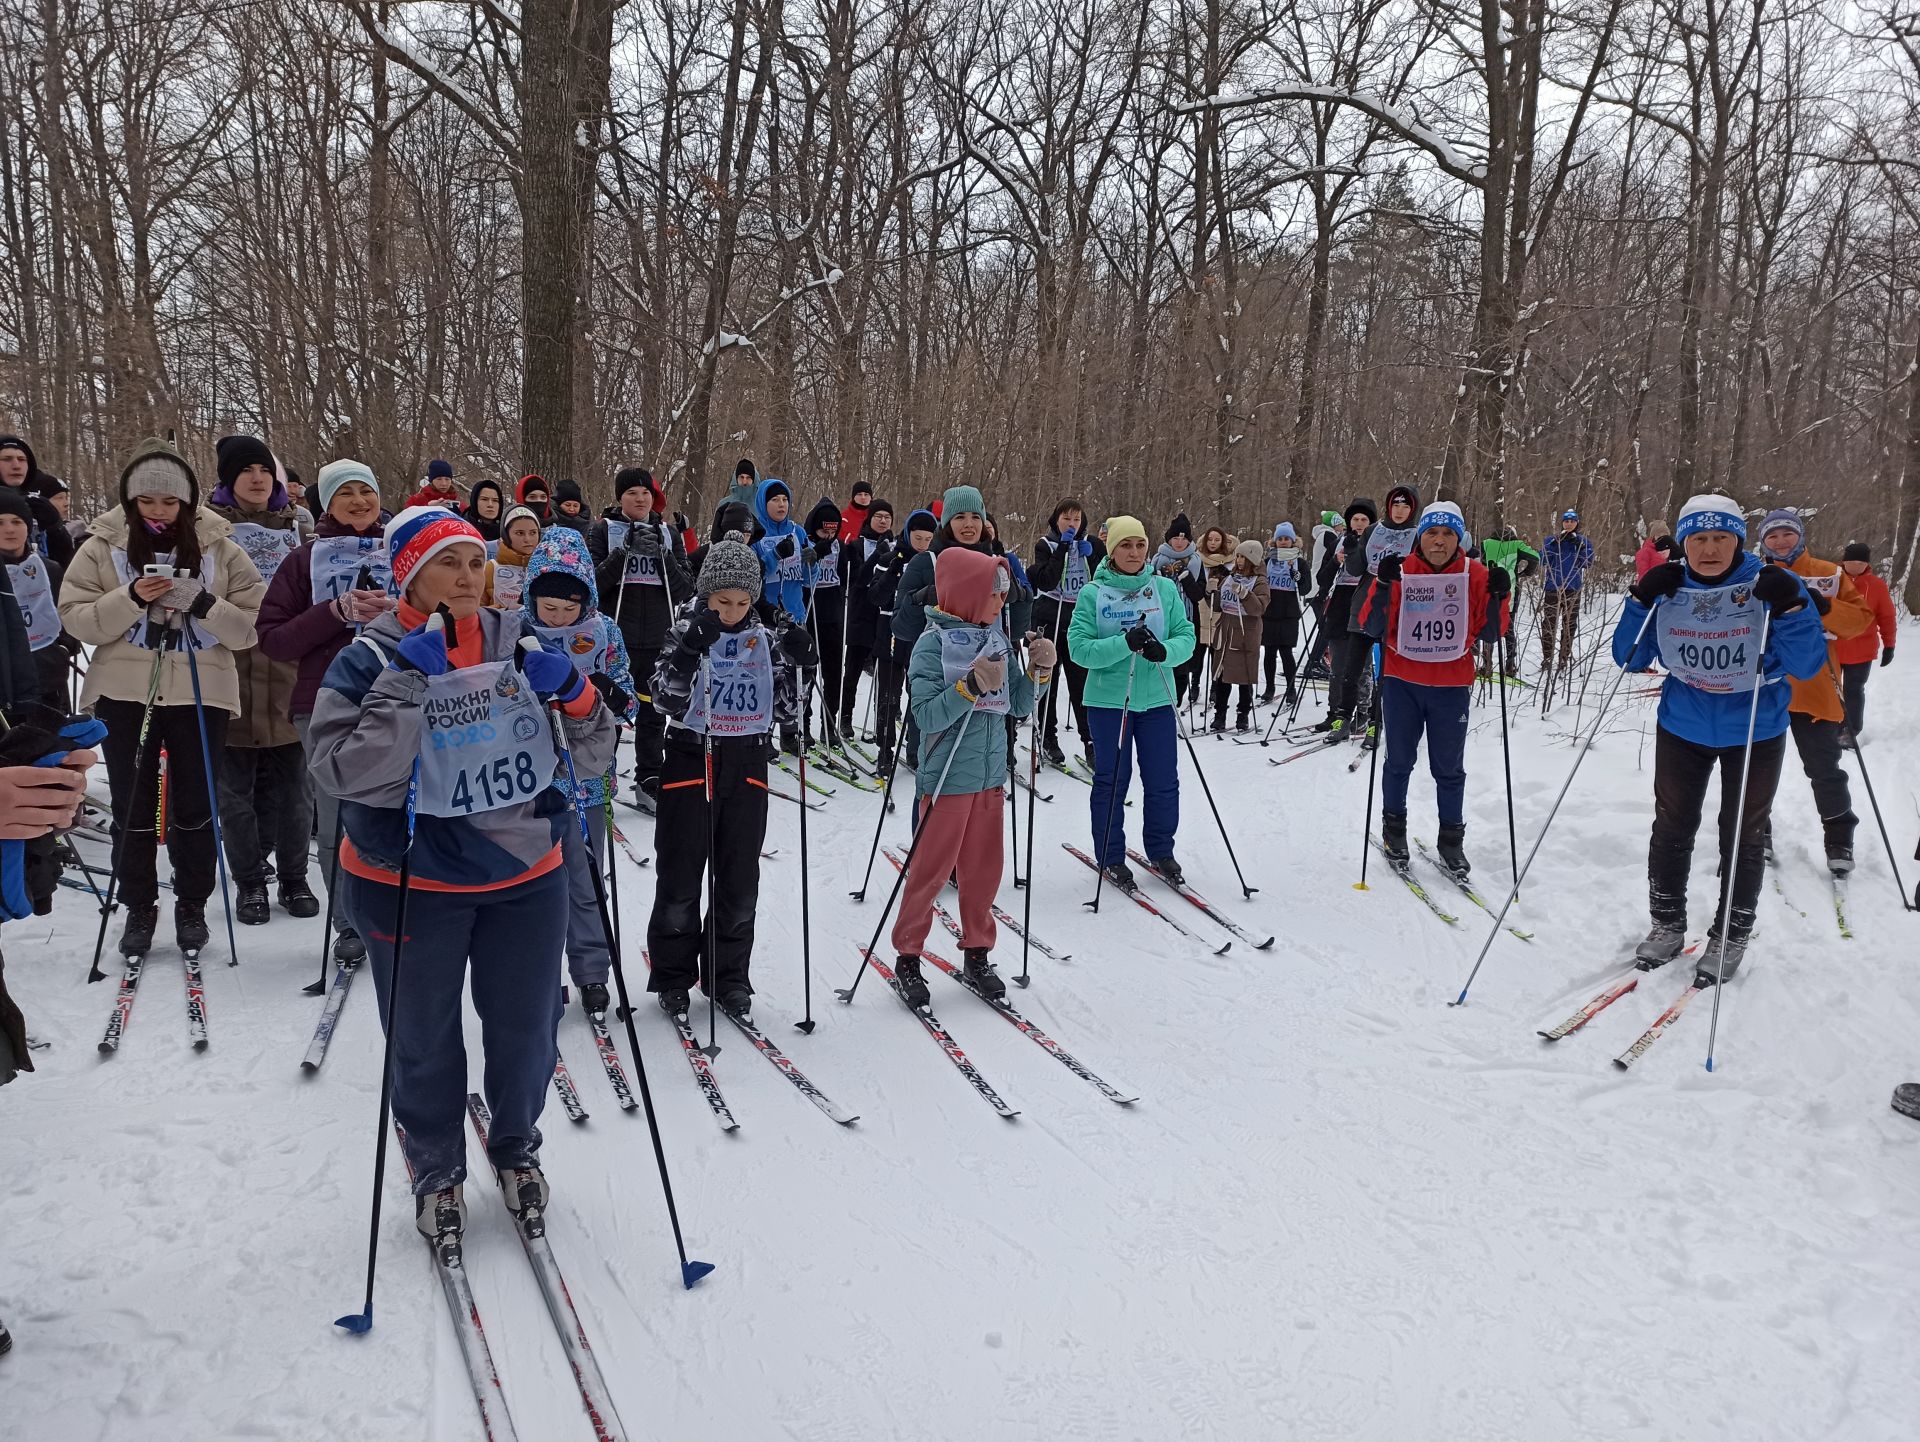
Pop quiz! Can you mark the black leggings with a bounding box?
[1648,727,1786,937]
[97,698,229,909]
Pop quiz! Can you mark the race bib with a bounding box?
[1803,571,1840,599]
[1219,576,1254,617]
[1655,583,1765,694]
[1366,524,1416,576]
[1266,551,1299,592]
[1060,544,1089,600]
[684,628,775,737]
[810,542,841,589]
[416,659,559,818]
[1394,573,1471,662]
[938,626,1010,715]
[1334,538,1362,587]
[1090,581,1167,640]
[605,520,665,586]
[111,549,216,650]
[534,620,604,678]
[7,553,61,650]
[230,522,300,586]
[311,535,390,603]
[491,564,526,608]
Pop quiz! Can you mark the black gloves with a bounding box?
[1750,563,1803,616]
[1809,588,1832,616]
[780,625,818,668]
[1486,564,1512,598]
[913,584,939,608]
[1881,645,1895,668]
[1125,623,1166,663]
[1630,561,1685,606]
[1375,553,1402,586]
[630,522,663,559]
[587,671,631,716]
[188,589,217,619]
[811,537,835,561]
[774,534,798,561]
[683,608,725,654]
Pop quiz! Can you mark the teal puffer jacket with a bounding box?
[905,608,1041,797]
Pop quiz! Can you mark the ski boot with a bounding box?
[118,904,160,957]
[333,926,367,964]
[1694,927,1750,986]
[657,987,691,1019]
[1634,920,1687,970]
[1892,1083,1920,1121]
[1101,861,1137,893]
[1148,854,1185,886]
[1041,736,1068,769]
[1209,709,1227,734]
[175,901,210,955]
[1259,687,1276,705]
[496,1165,549,1237]
[1311,716,1337,735]
[578,982,611,1017]
[892,954,930,1009]
[236,883,271,926]
[1823,812,1858,876]
[1235,707,1252,734]
[719,986,752,1021]
[1283,686,1299,709]
[415,1184,466,1252]
[1359,724,1378,752]
[1435,823,1469,877]
[279,878,320,918]
[961,947,1006,1000]
[1380,812,1410,865]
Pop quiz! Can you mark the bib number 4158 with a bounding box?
[449,751,542,814]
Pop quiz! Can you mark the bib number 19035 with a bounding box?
[448,752,542,814]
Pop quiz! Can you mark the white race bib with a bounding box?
[1219,576,1254,618]
[311,536,390,603]
[534,620,604,678]
[1394,572,1471,662]
[230,522,300,586]
[938,626,1010,715]
[1803,571,1840,599]
[605,520,665,586]
[1266,550,1299,593]
[684,629,775,737]
[491,563,527,608]
[111,549,216,650]
[1655,583,1765,694]
[416,659,560,818]
[7,553,60,650]
[810,543,841,589]
[1090,580,1167,640]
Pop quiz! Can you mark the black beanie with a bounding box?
[0,486,35,527]
[555,478,585,507]
[1344,496,1379,526]
[1164,512,1193,542]
[528,567,592,609]
[1843,541,1870,564]
[867,496,893,520]
[851,480,873,502]
[907,509,938,537]
[735,457,757,481]
[216,434,276,490]
[615,466,656,500]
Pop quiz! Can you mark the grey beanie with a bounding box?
[119,436,197,505]
[698,533,763,601]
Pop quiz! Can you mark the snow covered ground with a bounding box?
[7,610,1920,1441]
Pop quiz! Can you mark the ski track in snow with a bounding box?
[6,640,1920,1440]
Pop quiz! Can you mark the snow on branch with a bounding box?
[1175,86,1486,186]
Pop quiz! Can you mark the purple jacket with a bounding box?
[256,514,383,719]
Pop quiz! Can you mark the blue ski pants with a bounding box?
[1087,703,1179,867]
[1380,675,1470,827]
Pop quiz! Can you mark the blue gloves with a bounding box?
[1078,538,1093,556]
[1060,525,1077,545]
[518,637,586,704]
[393,611,451,676]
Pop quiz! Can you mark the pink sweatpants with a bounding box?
[890,787,1005,957]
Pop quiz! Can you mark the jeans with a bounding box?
[348,865,568,1194]
[1648,726,1786,938]
[1087,704,1179,867]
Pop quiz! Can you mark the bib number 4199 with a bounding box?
[448,751,542,814]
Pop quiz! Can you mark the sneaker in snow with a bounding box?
[332,926,367,964]
[1634,921,1687,970]
[236,883,270,926]
[174,901,210,954]
[119,905,160,957]
[415,1185,465,1243]
[278,879,320,918]
[578,982,610,1017]
[961,947,1005,1000]
[892,955,930,1009]
[657,988,691,1018]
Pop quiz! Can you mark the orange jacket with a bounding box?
[1779,552,1872,722]
[1834,568,1896,666]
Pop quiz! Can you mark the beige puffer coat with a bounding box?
[59,507,265,717]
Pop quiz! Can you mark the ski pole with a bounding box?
[543,673,714,1288]
[602,776,622,954]
[1016,654,1046,989]
[1086,655,1138,914]
[309,819,343,996]
[1153,660,1258,897]
[837,704,978,1004]
[1451,602,1662,1005]
[849,744,902,902]
[1824,656,1913,910]
[1495,597,1519,903]
[700,653,721,1057]
[1265,605,1322,743]
[792,646,817,1034]
[1354,643,1384,891]
[1705,607,1775,1072]
[182,625,241,966]
[334,752,422,1335]
[87,635,169,982]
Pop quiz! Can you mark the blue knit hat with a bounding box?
[428,458,454,480]
[1675,494,1747,544]
[1415,500,1467,542]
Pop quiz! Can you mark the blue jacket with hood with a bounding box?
[750,477,808,621]
[523,531,639,808]
[1612,549,1826,747]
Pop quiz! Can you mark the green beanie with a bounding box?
[942,484,985,521]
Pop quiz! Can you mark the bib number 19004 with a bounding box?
[1674,640,1746,674]
[448,752,542,814]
